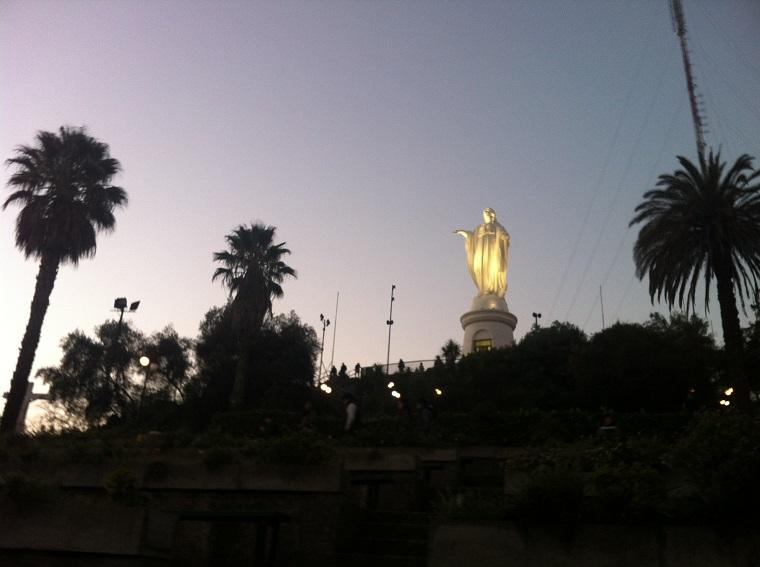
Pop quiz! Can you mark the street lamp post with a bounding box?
[318,313,330,384]
[532,312,542,328]
[386,284,396,375]
[114,297,140,332]
[107,297,140,387]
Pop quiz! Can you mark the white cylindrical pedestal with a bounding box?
[460,295,517,354]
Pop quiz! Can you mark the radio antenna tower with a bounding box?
[670,0,707,165]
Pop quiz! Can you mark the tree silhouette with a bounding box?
[440,339,461,367]
[631,151,760,411]
[38,320,142,425]
[1,127,127,433]
[213,223,295,406]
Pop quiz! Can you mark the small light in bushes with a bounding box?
[391,390,401,399]
[387,381,395,389]
[434,388,443,396]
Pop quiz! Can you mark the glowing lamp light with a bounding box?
[387,381,395,389]
[719,399,730,406]
[391,390,401,399]
[319,384,332,394]
[434,388,443,396]
[139,356,150,367]
[724,387,734,396]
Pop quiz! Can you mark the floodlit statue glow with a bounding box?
[455,208,510,298]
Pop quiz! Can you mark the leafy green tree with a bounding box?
[212,224,296,406]
[38,321,195,427]
[194,306,237,418]
[574,314,716,411]
[140,326,195,403]
[1,127,127,433]
[631,151,760,411]
[194,308,317,415]
[513,321,587,407]
[644,312,718,404]
[38,321,143,425]
[247,311,319,408]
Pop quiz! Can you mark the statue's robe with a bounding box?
[464,220,510,297]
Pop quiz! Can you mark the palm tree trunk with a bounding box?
[715,261,751,413]
[1,254,60,434]
[230,297,267,408]
[231,341,250,408]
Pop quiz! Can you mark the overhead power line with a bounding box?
[545,4,663,323]
[564,47,675,322]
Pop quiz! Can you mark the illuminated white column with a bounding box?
[460,295,517,354]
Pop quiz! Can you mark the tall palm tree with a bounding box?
[213,223,296,405]
[631,151,760,411]
[1,126,127,433]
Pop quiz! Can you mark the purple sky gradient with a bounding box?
[2,0,759,416]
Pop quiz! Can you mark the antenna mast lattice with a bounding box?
[670,0,707,164]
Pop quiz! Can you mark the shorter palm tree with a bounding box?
[631,151,760,411]
[213,223,296,405]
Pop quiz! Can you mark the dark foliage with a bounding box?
[38,320,194,426]
[194,308,319,422]
[574,314,717,411]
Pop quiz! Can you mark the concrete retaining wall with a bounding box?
[429,523,760,567]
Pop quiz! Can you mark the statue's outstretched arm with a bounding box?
[454,229,471,239]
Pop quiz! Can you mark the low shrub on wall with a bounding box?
[247,432,335,466]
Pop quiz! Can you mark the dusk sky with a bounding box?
[2,0,759,416]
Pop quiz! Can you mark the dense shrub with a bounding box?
[250,432,335,466]
[509,469,584,523]
[588,462,664,522]
[103,468,140,505]
[667,412,760,522]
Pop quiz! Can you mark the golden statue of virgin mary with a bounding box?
[455,208,510,297]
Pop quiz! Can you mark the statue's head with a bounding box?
[483,208,496,223]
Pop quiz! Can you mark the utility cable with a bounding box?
[563,46,675,322]
[545,4,662,322]
[691,30,760,126]
[696,2,760,90]
[581,95,683,330]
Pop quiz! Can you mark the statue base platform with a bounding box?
[460,295,517,354]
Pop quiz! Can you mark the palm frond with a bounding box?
[4,126,126,263]
[631,150,760,317]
